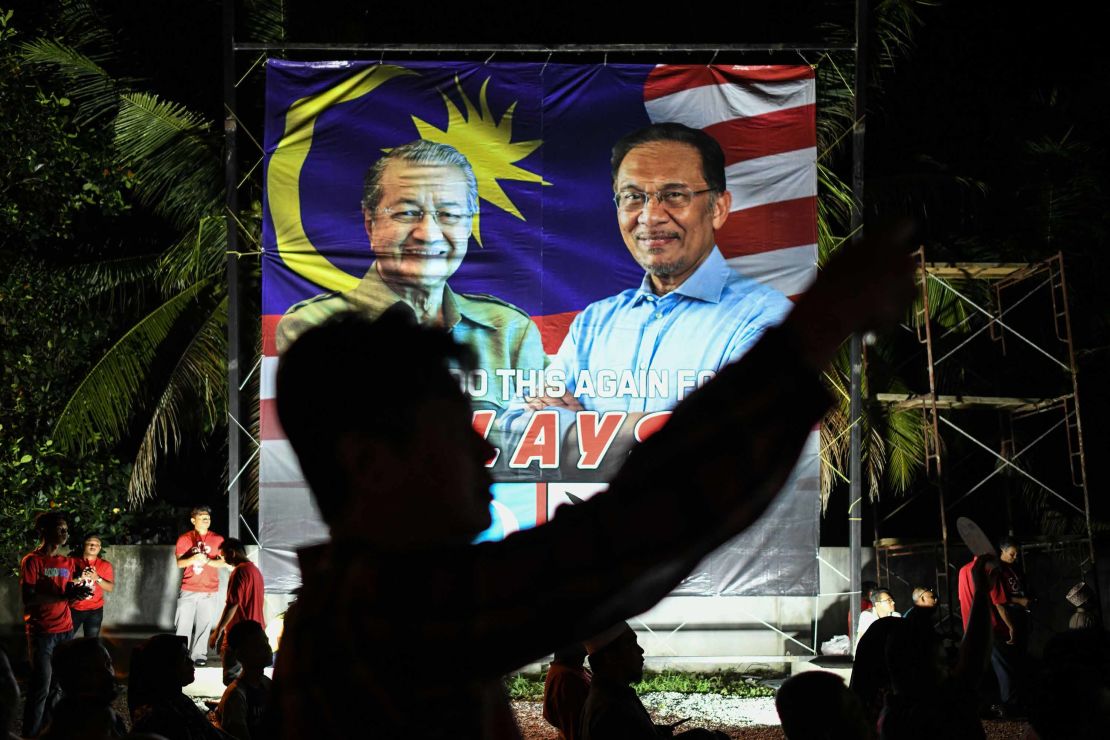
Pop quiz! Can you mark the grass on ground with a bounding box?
[507,671,777,701]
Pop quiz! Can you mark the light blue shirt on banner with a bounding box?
[554,246,792,411]
[503,246,793,431]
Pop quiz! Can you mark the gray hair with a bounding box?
[361,140,479,215]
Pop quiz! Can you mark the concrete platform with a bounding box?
[788,656,854,682]
[183,664,274,699]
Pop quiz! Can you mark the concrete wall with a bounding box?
[1,546,293,632]
[2,545,865,670]
[624,546,872,667]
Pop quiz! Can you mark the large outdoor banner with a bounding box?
[260,61,821,595]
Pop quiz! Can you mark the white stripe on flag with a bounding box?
[260,355,279,400]
[645,79,815,131]
[261,439,306,483]
[725,147,817,212]
[727,243,818,296]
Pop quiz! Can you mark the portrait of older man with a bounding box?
[275,140,545,409]
[511,122,793,458]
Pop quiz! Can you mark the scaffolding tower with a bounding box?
[873,249,1096,631]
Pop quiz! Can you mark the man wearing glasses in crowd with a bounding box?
[511,123,792,465]
[857,588,900,641]
[275,140,545,410]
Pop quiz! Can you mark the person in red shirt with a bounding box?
[174,506,231,666]
[542,644,592,740]
[70,535,115,638]
[210,537,266,685]
[958,553,1016,715]
[20,511,91,736]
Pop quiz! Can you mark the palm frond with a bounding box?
[53,278,215,454]
[158,214,228,292]
[819,344,854,505]
[916,273,976,333]
[18,38,119,125]
[55,0,117,60]
[115,92,222,228]
[244,0,287,43]
[872,0,922,73]
[128,299,227,504]
[69,254,161,309]
[883,406,926,493]
[867,424,886,498]
[814,56,855,160]
[817,163,855,262]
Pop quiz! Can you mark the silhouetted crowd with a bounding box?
[775,545,1108,740]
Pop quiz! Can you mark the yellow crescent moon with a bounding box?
[268,64,417,292]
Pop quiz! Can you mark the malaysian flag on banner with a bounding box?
[259,61,819,593]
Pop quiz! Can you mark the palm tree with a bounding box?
[21,1,274,506]
[811,0,955,507]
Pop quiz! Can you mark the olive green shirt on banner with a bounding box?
[275,265,547,409]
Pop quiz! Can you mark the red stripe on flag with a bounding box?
[717,197,817,258]
[535,483,548,526]
[707,105,816,167]
[262,315,281,357]
[260,398,286,441]
[533,311,580,356]
[644,65,814,101]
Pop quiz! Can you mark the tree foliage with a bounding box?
[19,1,262,507]
[0,8,131,253]
[813,0,935,506]
[0,258,174,571]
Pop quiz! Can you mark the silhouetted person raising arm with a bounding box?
[267,226,914,738]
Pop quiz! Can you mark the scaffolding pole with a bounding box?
[875,252,1098,626]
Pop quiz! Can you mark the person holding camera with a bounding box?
[20,511,93,736]
[174,506,231,666]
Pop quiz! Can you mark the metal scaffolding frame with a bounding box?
[220,0,876,663]
[873,249,1096,628]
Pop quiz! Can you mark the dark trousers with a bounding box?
[23,631,70,737]
[991,640,1024,707]
[71,607,104,638]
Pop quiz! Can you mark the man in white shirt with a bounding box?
[857,588,900,640]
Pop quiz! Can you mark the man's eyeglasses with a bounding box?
[613,187,716,213]
[378,207,473,227]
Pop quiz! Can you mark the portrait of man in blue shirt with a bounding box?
[508,122,792,467]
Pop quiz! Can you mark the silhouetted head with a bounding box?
[276,310,495,544]
[885,617,947,697]
[776,670,873,740]
[52,638,115,704]
[586,623,644,685]
[551,643,588,668]
[226,620,273,671]
[128,634,193,716]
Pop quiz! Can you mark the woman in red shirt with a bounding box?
[71,535,114,638]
